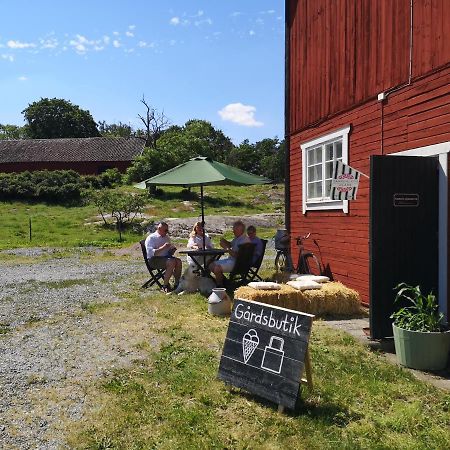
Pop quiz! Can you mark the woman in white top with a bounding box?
[186,221,213,265]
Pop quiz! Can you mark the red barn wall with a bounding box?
[0,161,132,175]
[288,0,450,134]
[289,65,450,305]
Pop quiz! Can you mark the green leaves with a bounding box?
[22,97,100,139]
[391,283,445,332]
[87,189,147,241]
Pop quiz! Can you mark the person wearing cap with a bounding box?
[145,222,182,293]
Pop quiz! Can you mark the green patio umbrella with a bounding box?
[135,156,271,249]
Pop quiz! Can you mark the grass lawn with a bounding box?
[0,184,284,250]
[68,291,450,449]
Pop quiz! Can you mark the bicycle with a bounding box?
[274,232,323,275]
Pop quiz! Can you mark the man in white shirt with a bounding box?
[145,222,182,293]
[209,220,250,287]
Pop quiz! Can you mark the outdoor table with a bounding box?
[178,249,226,277]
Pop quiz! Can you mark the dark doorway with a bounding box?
[369,155,439,339]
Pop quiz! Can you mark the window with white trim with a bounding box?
[301,126,350,213]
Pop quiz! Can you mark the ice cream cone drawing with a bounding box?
[242,329,260,364]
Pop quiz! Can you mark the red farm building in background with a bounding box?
[285,0,450,319]
[0,137,145,174]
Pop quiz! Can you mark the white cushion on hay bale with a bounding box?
[247,282,281,290]
[295,274,330,283]
[287,280,322,291]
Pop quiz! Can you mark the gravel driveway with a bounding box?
[0,252,155,449]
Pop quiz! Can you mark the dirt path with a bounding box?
[0,253,156,449]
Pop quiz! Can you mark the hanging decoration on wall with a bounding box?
[330,161,368,200]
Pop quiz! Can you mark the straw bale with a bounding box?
[234,281,361,317]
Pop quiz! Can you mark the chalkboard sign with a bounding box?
[218,298,314,409]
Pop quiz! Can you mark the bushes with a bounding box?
[0,169,123,203]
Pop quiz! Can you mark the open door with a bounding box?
[370,155,439,339]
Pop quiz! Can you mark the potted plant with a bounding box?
[391,283,450,371]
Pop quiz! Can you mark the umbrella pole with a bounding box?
[200,184,207,272]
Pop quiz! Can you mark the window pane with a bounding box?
[307,148,315,165]
[325,179,332,197]
[325,161,334,178]
[308,164,322,182]
[308,182,322,199]
[325,143,333,161]
[308,147,322,165]
[335,141,342,159]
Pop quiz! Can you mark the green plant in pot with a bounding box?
[391,283,450,371]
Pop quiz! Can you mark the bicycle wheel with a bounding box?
[298,252,322,275]
[275,252,288,272]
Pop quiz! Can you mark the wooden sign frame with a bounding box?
[218,298,314,411]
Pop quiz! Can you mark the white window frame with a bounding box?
[301,126,350,214]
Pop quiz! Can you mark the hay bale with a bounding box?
[234,281,361,317]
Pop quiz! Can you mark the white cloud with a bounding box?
[218,103,263,127]
[170,16,180,25]
[138,40,154,48]
[7,40,36,49]
[195,18,212,26]
[113,31,120,36]
[113,40,121,48]
[249,30,256,36]
[39,38,58,49]
[103,35,110,44]
[230,11,242,17]
[69,35,89,54]
[1,54,14,62]
[125,31,134,37]
[68,34,106,54]
[18,75,27,81]
[128,24,136,30]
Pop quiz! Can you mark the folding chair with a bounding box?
[248,239,268,282]
[139,240,165,289]
[224,242,256,290]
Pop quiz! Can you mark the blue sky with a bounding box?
[0,1,284,144]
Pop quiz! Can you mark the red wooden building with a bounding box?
[286,0,450,319]
[0,137,145,174]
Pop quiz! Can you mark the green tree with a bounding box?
[226,139,259,173]
[125,119,234,183]
[0,123,28,140]
[98,121,134,138]
[22,98,100,139]
[88,190,147,241]
[260,139,285,182]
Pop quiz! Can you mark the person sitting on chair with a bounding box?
[209,220,250,287]
[247,225,263,266]
[186,221,213,266]
[145,222,182,293]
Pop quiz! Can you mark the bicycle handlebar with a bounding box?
[295,232,311,245]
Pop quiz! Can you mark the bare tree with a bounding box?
[138,95,170,148]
